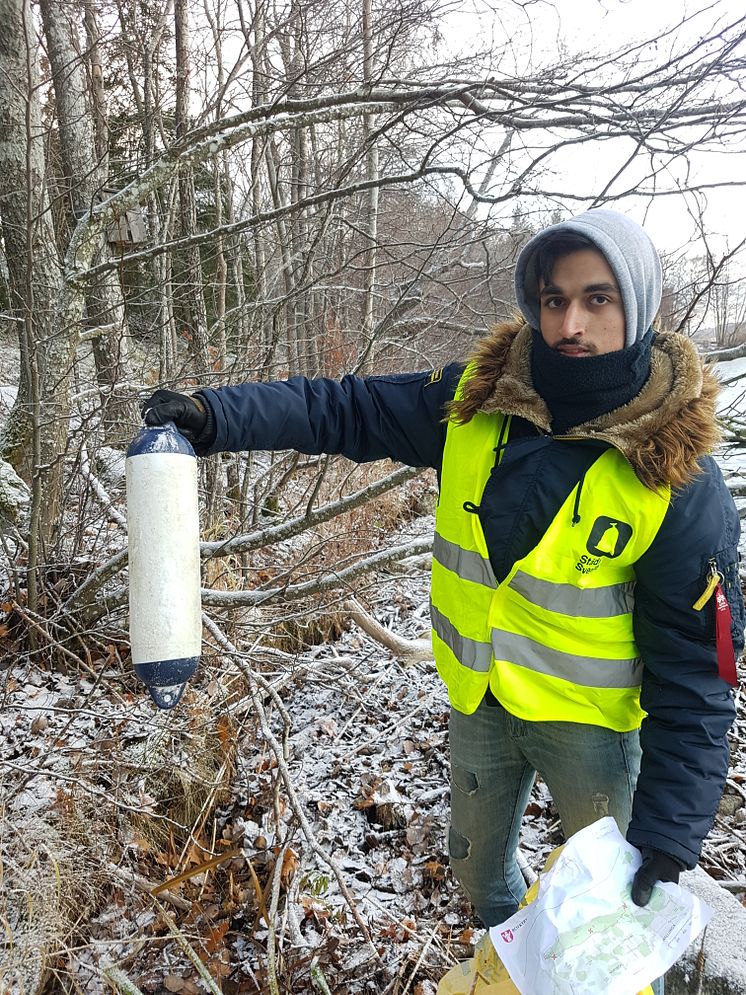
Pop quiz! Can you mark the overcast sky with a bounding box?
[439,0,746,258]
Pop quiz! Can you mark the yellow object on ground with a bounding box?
[437,849,655,995]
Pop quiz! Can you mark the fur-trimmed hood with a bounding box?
[448,319,721,490]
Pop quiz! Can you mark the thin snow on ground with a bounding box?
[4,500,744,993]
[716,357,746,412]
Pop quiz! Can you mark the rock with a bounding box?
[717,791,743,817]
[667,867,746,994]
[0,458,29,531]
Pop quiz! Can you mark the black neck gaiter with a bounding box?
[530,329,654,434]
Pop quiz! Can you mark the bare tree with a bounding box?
[174,0,211,375]
[0,0,69,611]
[39,0,138,446]
[5,6,746,991]
[704,256,746,349]
[2,0,746,624]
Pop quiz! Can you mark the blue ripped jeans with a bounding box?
[449,697,664,995]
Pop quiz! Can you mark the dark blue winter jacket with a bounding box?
[198,321,743,869]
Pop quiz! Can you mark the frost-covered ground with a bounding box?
[0,522,559,994]
[3,508,745,994]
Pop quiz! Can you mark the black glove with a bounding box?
[140,389,208,443]
[631,848,681,907]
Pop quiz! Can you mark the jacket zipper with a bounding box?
[692,558,721,611]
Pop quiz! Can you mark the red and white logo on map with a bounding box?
[500,929,514,943]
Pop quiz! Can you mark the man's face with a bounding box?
[538,248,626,356]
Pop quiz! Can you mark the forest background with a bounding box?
[3,0,746,993]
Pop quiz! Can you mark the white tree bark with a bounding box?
[40,0,138,447]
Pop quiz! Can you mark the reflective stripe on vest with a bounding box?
[433,534,497,589]
[490,628,643,689]
[432,368,671,732]
[508,570,635,618]
[431,603,492,673]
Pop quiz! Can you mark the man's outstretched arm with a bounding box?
[143,366,463,469]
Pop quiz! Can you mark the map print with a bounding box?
[490,819,711,995]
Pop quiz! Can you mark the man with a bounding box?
[143,209,743,984]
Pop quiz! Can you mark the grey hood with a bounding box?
[514,208,663,347]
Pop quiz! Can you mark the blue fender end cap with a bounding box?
[128,421,196,458]
[134,656,200,710]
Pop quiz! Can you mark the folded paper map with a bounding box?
[490,818,711,995]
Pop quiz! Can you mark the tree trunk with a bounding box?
[40,0,137,448]
[248,1,270,365]
[0,0,69,566]
[360,0,379,370]
[174,0,211,376]
[83,1,108,165]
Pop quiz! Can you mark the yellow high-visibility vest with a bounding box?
[432,368,671,731]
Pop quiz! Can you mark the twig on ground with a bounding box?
[400,924,438,995]
[102,964,147,995]
[162,908,224,995]
[310,957,334,995]
[265,841,287,995]
[516,847,538,886]
[107,862,192,912]
[201,611,383,964]
[693,926,708,995]
[151,847,242,895]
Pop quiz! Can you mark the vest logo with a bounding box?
[500,929,514,943]
[575,517,633,573]
[587,517,632,558]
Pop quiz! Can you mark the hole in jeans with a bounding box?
[448,826,471,860]
[592,792,610,817]
[451,765,479,796]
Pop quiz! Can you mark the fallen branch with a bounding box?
[102,965,147,995]
[705,341,746,362]
[59,546,128,621]
[162,909,224,995]
[720,879,746,893]
[107,862,191,912]
[200,463,422,559]
[61,464,423,623]
[201,538,433,607]
[80,444,128,530]
[151,847,242,895]
[345,598,432,665]
[99,537,433,613]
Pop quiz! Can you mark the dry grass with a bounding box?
[0,812,96,995]
[124,703,238,853]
